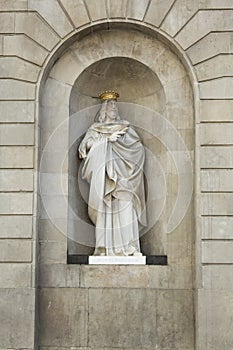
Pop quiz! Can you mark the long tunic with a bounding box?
[79,119,147,256]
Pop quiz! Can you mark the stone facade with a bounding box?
[0,1,233,349]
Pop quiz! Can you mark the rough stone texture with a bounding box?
[0,239,32,262]
[200,100,233,122]
[201,169,233,191]
[127,0,149,20]
[0,264,31,288]
[39,288,88,347]
[108,0,127,18]
[0,79,35,100]
[3,34,48,66]
[201,216,233,239]
[201,193,233,215]
[176,10,233,49]
[195,54,233,81]
[59,0,89,28]
[39,241,67,264]
[28,0,74,37]
[80,265,149,288]
[0,215,32,238]
[198,290,233,350]
[202,241,233,264]
[0,288,35,348]
[145,0,175,27]
[0,124,34,145]
[200,123,233,145]
[0,169,34,191]
[40,264,80,287]
[200,146,233,168]
[203,265,233,290]
[15,12,60,50]
[85,0,107,21]
[0,100,35,123]
[0,193,33,214]
[187,32,233,65]
[0,13,14,33]
[0,56,40,82]
[0,146,34,168]
[148,265,193,289]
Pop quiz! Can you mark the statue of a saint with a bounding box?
[79,91,147,256]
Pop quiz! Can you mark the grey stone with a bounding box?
[39,288,88,347]
[85,0,107,21]
[0,13,14,33]
[0,240,32,262]
[200,100,233,122]
[200,77,233,99]
[88,288,157,348]
[201,169,233,191]
[200,146,233,168]
[0,169,34,191]
[0,124,34,146]
[127,0,149,20]
[0,0,27,10]
[0,288,35,348]
[0,79,35,100]
[39,241,67,264]
[195,54,233,81]
[201,216,233,239]
[40,264,80,287]
[202,241,233,264]
[0,264,31,288]
[0,193,33,214]
[0,56,40,82]
[80,265,149,288]
[59,0,89,28]
[145,0,175,27]
[0,100,35,123]
[108,0,127,18]
[203,265,233,289]
[201,193,233,215]
[0,215,32,238]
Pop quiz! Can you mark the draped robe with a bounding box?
[79,119,147,256]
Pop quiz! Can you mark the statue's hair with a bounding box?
[94,100,120,122]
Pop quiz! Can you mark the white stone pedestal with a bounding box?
[89,256,146,265]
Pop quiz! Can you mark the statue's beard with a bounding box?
[106,110,118,119]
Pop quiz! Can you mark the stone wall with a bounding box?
[0,1,233,349]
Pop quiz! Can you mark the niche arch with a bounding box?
[39,26,194,262]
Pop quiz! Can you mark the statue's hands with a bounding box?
[108,128,128,142]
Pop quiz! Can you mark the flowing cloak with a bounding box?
[79,120,147,255]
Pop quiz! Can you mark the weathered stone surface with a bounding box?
[0,169,34,191]
[145,0,174,27]
[39,218,67,241]
[148,265,193,289]
[0,239,32,262]
[197,290,233,350]
[40,195,68,220]
[0,288,35,348]
[0,57,40,82]
[40,264,80,287]
[200,146,233,168]
[80,265,149,288]
[195,54,233,81]
[201,169,233,192]
[85,0,107,21]
[127,0,149,20]
[201,193,233,215]
[200,100,233,122]
[15,12,59,50]
[0,264,31,288]
[0,215,32,239]
[0,13,14,33]
[0,146,34,168]
[202,216,233,239]
[200,123,233,145]
[4,34,48,66]
[28,0,73,37]
[176,10,233,49]
[156,290,194,349]
[187,32,233,64]
[89,289,157,348]
[200,77,233,99]
[39,241,67,264]
[59,0,89,28]
[40,173,68,195]
[0,0,27,10]
[0,79,35,100]
[0,193,33,214]
[108,0,127,18]
[203,265,233,289]
[39,288,88,347]
[202,241,233,264]
[0,100,35,123]
[0,124,34,145]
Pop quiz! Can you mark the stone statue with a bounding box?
[79,91,147,256]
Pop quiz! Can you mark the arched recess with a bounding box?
[39,24,195,262]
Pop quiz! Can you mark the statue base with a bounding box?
[89,256,146,265]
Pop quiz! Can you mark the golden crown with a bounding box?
[98,90,119,102]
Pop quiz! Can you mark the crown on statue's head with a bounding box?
[98,90,119,102]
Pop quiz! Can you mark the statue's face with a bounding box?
[106,99,118,120]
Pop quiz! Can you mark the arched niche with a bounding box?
[39,27,194,263]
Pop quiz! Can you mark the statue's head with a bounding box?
[95,90,120,122]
